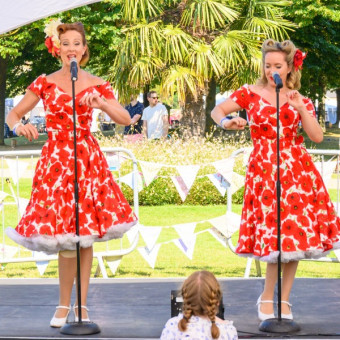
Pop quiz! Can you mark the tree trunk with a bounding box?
[205,76,216,134]
[317,76,327,130]
[336,88,340,126]
[180,89,205,138]
[0,55,8,145]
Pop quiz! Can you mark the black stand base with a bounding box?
[60,321,101,335]
[259,318,300,333]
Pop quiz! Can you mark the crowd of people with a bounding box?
[4,18,339,339]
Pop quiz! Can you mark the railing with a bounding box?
[0,147,140,278]
[225,148,340,278]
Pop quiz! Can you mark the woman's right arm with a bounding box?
[6,90,40,141]
[211,98,247,130]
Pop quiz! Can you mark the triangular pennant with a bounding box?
[242,147,253,166]
[207,173,229,196]
[213,158,235,184]
[18,197,29,217]
[0,191,8,202]
[171,176,188,201]
[208,229,227,248]
[139,161,163,186]
[231,172,245,194]
[173,235,197,260]
[107,153,120,171]
[138,243,161,268]
[33,251,53,276]
[176,165,200,193]
[106,257,122,275]
[126,225,139,245]
[139,226,162,251]
[334,249,340,262]
[0,244,18,258]
[119,172,144,192]
[5,159,29,185]
[314,161,337,188]
[209,212,241,238]
[173,223,196,248]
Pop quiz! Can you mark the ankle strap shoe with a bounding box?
[281,300,293,320]
[73,304,90,322]
[50,305,70,328]
[257,295,275,321]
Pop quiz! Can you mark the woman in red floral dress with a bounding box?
[211,39,340,321]
[6,22,138,327]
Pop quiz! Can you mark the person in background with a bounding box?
[142,91,168,140]
[211,39,340,321]
[124,95,144,135]
[5,20,138,328]
[160,271,238,339]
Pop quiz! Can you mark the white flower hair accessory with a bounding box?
[44,18,62,57]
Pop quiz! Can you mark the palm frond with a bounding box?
[121,0,162,22]
[180,0,239,31]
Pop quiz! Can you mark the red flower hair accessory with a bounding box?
[44,19,62,57]
[293,49,307,71]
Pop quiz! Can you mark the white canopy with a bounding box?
[0,0,102,34]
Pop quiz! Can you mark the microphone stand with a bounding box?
[259,81,300,333]
[60,65,100,335]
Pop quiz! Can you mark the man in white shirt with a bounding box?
[142,91,169,139]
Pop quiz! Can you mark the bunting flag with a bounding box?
[0,191,8,202]
[5,159,29,185]
[138,243,161,268]
[18,198,29,217]
[231,172,245,194]
[139,161,163,186]
[0,244,18,258]
[171,176,189,201]
[33,251,53,276]
[126,225,140,245]
[209,212,241,238]
[173,235,197,260]
[173,223,196,249]
[106,153,121,171]
[207,173,229,196]
[242,147,253,166]
[314,161,337,188]
[105,256,122,275]
[208,229,227,248]
[139,226,162,251]
[213,158,235,184]
[334,249,340,262]
[119,172,144,192]
[175,165,200,193]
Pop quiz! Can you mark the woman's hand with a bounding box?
[223,117,247,130]
[79,93,105,110]
[15,123,39,141]
[286,90,305,111]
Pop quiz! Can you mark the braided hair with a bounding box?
[179,271,222,339]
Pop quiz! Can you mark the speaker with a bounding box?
[170,290,224,319]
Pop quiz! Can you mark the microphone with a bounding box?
[272,71,283,88]
[70,57,78,81]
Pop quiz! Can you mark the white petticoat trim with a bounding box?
[5,220,138,255]
[237,241,340,263]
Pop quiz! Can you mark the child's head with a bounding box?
[179,271,222,339]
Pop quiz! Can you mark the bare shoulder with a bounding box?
[249,84,263,93]
[82,71,105,86]
[45,70,62,82]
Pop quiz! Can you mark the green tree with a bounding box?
[111,0,295,137]
[284,0,340,126]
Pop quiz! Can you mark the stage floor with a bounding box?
[0,277,339,339]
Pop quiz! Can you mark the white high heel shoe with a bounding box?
[50,305,70,328]
[257,295,275,321]
[73,304,90,322]
[281,300,293,320]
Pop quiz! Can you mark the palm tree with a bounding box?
[111,0,295,137]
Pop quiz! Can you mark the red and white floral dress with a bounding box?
[231,84,340,262]
[6,75,138,254]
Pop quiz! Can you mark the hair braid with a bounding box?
[207,290,220,339]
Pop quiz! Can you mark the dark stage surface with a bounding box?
[0,277,339,339]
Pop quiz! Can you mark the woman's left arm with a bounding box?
[80,93,131,126]
[286,90,323,143]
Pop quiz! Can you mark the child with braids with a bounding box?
[160,271,238,339]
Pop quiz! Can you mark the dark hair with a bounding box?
[57,22,89,66]
[179,271,221,339]
[147,91,157,98]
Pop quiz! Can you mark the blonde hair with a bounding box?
[178,271,221,339]
[258,39,301,90]
[57,22,89,66]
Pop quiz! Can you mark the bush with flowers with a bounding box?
[97,131,251,205]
